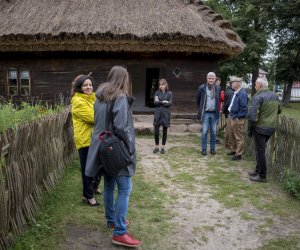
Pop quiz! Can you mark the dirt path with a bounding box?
[135,136,300,250]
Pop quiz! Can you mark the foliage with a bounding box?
[283,170,300,200]
[204,0,271,92]
[0,102,64,133]
[270,0,300,105]
[203,0,300,102]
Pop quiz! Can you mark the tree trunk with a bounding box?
[283,83,292,106]
[251,67,259,96]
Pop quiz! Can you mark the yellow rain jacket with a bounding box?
[71,92,96,149]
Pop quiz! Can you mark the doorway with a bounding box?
[145,68,160,107]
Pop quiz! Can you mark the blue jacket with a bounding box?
[229,88,248,119]
[196,83,221,122]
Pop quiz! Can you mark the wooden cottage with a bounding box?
[0,0,244,113]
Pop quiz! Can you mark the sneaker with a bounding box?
[231,155,241,161]
[160,148,165,154]
[210,150,216,155]
[153,148,159,154]
[227,151,236,155]
[201,150,207,156]
[107,219,129,229]
[248,170,258,177]
[112,233,141,247]
[249,175,267,183]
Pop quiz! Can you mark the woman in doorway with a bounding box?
[71,74,100,206]
[153,79,173,154]
[85,66,141,247]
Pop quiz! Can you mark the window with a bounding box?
[7,68,31,96]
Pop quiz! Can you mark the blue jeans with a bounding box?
[104,175,132,236]
[201,112,217,151]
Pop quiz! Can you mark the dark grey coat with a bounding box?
[153,90,173,127]
[85,94,136,177]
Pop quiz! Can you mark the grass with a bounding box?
[11,157,173,250]
[282,102,300,120]
[259,236,300,250]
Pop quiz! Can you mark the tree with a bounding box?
[271,0,300,105]
[204,0,272,95]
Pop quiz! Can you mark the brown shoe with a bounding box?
[249,175,267,183]
[112,233,141,247]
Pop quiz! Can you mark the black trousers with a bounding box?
[155,126,168,146]
[254,131,271,178]
[78,147,101,199]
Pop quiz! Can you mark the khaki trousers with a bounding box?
[224,117,231,149]
[228,118,245,156]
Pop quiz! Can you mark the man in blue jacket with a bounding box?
[196,72,221,156]
[227,76,248,160]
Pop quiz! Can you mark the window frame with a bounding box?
[7,68,31,96]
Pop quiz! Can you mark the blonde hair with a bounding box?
[97,66,130,102]
[159,78,169,91]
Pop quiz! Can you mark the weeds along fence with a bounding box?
[244,115,300,181]
[0,107,75,249]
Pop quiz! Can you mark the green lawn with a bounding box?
[282,102,300,120]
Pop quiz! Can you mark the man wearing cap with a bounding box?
[247,77,281,182]
[227,76,248,160]
[196,72,221,156]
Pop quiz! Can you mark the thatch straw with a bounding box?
[0,0,245,58]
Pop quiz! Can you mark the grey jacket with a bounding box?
[85,94,136,177]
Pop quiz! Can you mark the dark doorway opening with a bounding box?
[145,68,160,107]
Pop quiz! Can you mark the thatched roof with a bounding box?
[0,0,245,58]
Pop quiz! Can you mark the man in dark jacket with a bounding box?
[227,76,248,160]
[247,77,281,182]
[222,82,234,149]
[196,72,221,156]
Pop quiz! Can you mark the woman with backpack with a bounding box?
[85,66,141,248]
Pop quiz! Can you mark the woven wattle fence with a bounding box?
[244,115,300,181]
[0,108,75,249]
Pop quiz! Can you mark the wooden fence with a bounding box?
[244,115,300,181]
[0,108,75,249]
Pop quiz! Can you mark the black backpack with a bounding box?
[98,100,133,176]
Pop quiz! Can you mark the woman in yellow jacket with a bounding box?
[71,74,100,206]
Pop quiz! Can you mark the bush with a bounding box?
[0,102,64,133]
[283,170,300,200]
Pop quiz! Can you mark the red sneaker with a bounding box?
[112,233,141,247]
[107,219,129,228]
